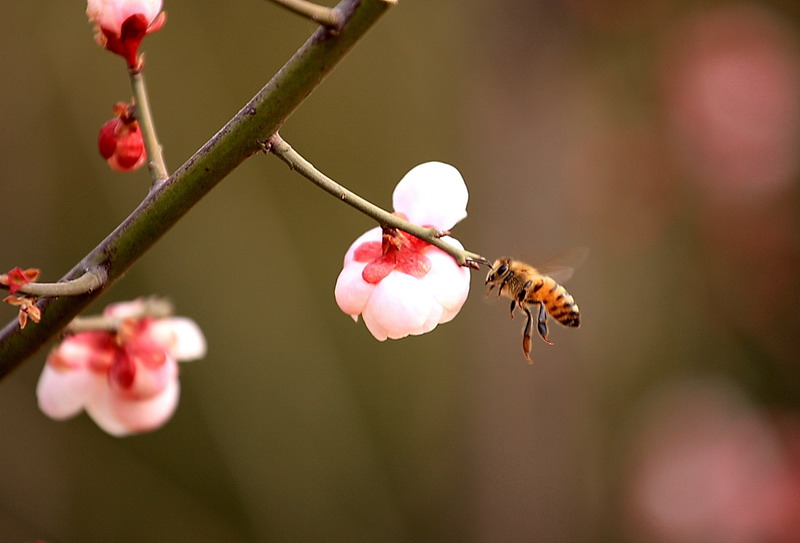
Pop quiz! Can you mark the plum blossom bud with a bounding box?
[335,162,471,341]
[98,102,146,172]
[37,299,206,436]
[87,0,165,68]
[0,267,40,295]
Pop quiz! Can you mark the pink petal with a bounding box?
[46,332,113,371]
[423,241,471,323]
[87,0,163,33]
[86,378,179,437]
[362,273,444,340]
[392,162,469,231]
[84,384,132,436]
[335,261,374,317]
[36,365,98,420]
[147,318,207,361]
[361,317,389,341]
[112,378,180,433]
[111,352,176,400]
[103,299,146,319]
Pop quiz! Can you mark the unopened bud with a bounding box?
[98,103,146,172]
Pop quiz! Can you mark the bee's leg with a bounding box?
[497,274,513,297]
[537,302,554,345]
[510,280,531,319]
[519,280,532,301]
[522,305,534,363]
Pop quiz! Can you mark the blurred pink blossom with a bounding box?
[335,162,471,341]
[87,0,165,67]
[661,5,800,203]
[37,300,205,436]
[625,381,800,543]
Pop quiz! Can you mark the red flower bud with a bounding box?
[98,103,146,172]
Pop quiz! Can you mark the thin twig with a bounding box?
[267,0,342,28]
[64,298,174,334]
[13,269,107,297]
[267,134,489,268]
[130,69,169,183]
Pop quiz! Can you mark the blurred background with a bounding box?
[2,0,800,541]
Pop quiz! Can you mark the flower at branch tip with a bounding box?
[0,267,40,295]
[87,0,165,68]
[334,162,471,341]
[98,102,146,172]
[37,299,206,436]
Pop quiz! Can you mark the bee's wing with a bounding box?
[537,247,589,284]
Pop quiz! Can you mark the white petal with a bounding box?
[36,365,96,420]
[114,379,180,433]
[361,315,389,341]
[87,378,179,437]
[362,273,443,340]
[392,162,469,230]
[335,260,374,317]
[87,0,162,32]
[85,384,133,436]
[424,243,471,323]
[104,299,146,320]
[148,318,207,361]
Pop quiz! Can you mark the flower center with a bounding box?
[355,220,433,284]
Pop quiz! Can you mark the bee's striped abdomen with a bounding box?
[531,277,581,328]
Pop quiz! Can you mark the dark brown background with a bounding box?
[2,1,799,541]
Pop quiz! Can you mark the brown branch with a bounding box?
[0,0,395,379]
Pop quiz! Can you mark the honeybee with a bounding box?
[485,250,585,363]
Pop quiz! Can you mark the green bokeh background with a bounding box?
[2,1,799,542]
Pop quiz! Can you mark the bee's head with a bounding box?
[485,258,510,285]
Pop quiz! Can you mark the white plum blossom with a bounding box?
[86,0,165,67]
[87,0,162,35]
[36,299,205,436]
[335,162,471,341]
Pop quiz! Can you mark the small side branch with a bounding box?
[267,0,342,28]
[2,268,107,330]
[65,297,173,334]
[2,269,106,297]
[266,134,489,269]
[129,69,169,184]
